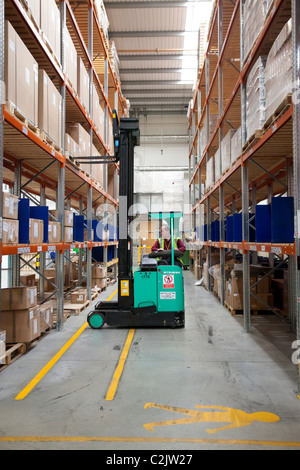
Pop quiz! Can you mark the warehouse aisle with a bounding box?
[0,271,300,451]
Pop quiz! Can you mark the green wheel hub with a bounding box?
[88,312,105,329]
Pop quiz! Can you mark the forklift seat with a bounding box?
[140,254,158,271]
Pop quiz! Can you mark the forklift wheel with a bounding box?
[87,311,106,329]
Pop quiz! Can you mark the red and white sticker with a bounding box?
[163,275,174,289]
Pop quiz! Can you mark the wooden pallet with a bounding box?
[262,94,292,133]
[242,129,263,153]
[19,0,40,32]
[40,130,62,153]
[62,300,91,315]
[0,343,26,371]
[5,102,40,136]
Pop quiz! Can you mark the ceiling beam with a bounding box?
[120,67,194,74]
[105,1,210,8]
[129,97,189,103]
[118,54,197,61]
[125,90,192,96]
[121,80,194,85]
[110,30,198,38]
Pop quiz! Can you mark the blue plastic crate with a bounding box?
[18,198,30,244]
[233,213,242,242]
[271,197,294,243]
[226,216,234,242]
[73,215,84,242]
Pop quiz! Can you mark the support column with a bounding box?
[12,161,21,287]
[0,0,4,325]
[103,57,109,268]
[39,185,46,300]
[56,0,66,331]
[87,185,92,301]
[292,0,300,393]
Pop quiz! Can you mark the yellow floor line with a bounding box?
[0,436,300,448]
[15,289,118,401]
[105,328,135,401]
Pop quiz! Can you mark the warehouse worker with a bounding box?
[152,225,186,267]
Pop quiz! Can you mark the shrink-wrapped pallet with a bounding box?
[5,21,39,127]
[221,129,236,174]
[206,155,215,190]
[38,70,62,147]
[93,84,105,136]
[94,0,110,42]
[265,20,293,122]
[109,41,120,83]
[40,0,61,62]
[230,127,241,164]
[201,114,218,155]
[77,57,90,112]
[214,148,221,182]
[243,0,269,62]
[65,28,77,91]
[246,56,267,139]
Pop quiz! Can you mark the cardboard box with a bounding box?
[65,27,77,89]
[71,291,87,304]
[39,302,54,332]
[29,218,44,244]
[0,331,6,365]
[64,227,73,243]
[5,21,38,126]
[1,286,37,311]
[20,272,36,287]
[2,219,19,244]
[77,57,90,111]
[50,210,74,227]
[48,221,61,243]
[91,265,106,279]
[40,0,61,61]
[38,69,62,147]
[3,193,18,219]
[65,133,79,157]
[66,123,90,159]
[1,306,40,343]
[93,84,104,135]
[92,278,107,289]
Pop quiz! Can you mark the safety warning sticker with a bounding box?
[163,275,174,289]
[160,292,176,300]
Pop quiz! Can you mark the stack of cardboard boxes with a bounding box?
[71,290,88,305]
[50,210,73,243]
[2,193,19,244]
[5,6,109,170]
[0,286,53,343]
[225,264,273,311]
[92,264,107,290]
[29,218,44,244]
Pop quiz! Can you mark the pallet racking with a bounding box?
[188,0,300,391]
[0,0,127,331]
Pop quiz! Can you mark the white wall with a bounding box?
[133,112,190,223]
[135,113,189,169]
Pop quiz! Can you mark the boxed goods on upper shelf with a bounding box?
[5,20,39,127]
[246,56,267,140]
[38,69,62,148]
[94,0,110,43]
[243,0,273,62]
[40,0,61,62]
[264,19,292,122]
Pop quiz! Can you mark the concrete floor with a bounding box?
[0,271,300,451]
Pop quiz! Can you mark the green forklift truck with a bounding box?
[87,113,185,329]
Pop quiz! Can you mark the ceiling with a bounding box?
[103,0,213,116]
